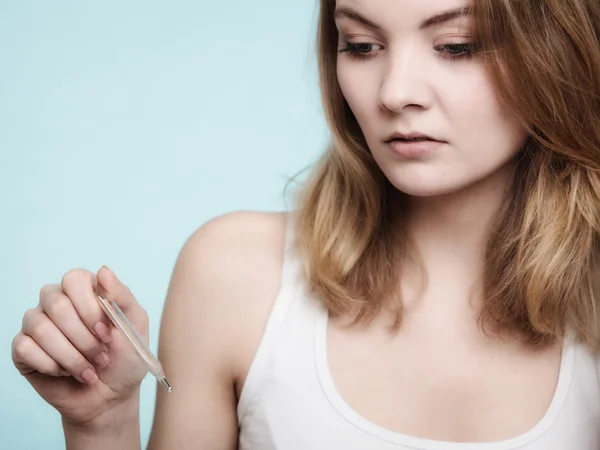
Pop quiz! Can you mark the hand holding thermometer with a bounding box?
[97,295,172,392]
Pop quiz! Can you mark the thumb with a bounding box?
[95,266,149,342]
[96,266,137,313]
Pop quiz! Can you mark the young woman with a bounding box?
[11,0,600,448]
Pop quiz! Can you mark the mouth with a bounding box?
[383,132,445,158]
[384,132,444,143]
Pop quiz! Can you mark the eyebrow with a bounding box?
[333,6,471,32]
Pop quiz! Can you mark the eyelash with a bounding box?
[337,42,477,61]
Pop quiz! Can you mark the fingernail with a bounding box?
[94,322,112,343]
[94,352,110,368]
[81,368,98,384]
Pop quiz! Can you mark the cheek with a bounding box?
[337,63,378,127]
[447,72,499,124]
[448,73,526,154]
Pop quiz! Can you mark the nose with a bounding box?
[378,49,433,113]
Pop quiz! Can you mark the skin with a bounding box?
[329,0,562,442]
[333,0,529,298]
[12,0,566,447]
[336,0,529,196]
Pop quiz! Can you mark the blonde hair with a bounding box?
[290,0,600,348]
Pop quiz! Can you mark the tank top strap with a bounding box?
[236,210,303,419]
[281,210,300,283]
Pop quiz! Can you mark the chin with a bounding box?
[380,169,463,198]
[390,183,464,198]
[378,157,518,200]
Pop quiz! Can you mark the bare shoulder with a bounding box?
[188,209,288,268]
[148,210,288,449]
[181,209,288,323]
[188,209,289,377]
[165,208,289,375]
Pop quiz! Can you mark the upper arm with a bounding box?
[147,210,286,450]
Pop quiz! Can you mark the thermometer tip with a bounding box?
[160,377,172,392]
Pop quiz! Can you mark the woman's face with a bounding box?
[335,0,528,197]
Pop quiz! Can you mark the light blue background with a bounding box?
[1,1,327,448]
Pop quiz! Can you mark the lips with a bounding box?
[389,137,433,142]
[385,137,444,158]
[384,132,442,143]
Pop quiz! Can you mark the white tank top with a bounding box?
[237,214,600,449]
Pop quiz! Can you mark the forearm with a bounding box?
[62,394,142,450]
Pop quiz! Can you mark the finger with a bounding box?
[96,266,137,313]
[40,290,110,369]
[12,333,69,377]
[60,269,109,341]
[22,308,99,385]
[96,266,148,334]
[43,282,111,344]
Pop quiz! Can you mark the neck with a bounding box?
[401,160,516,307]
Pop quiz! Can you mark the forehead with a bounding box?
[334,0,472,31]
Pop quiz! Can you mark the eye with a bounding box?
[434,43,477,60]
[338,42,382,61]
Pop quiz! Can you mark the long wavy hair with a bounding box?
[290,0,600,348]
